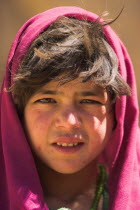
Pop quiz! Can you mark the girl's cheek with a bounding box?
[83,105,107,118]
[34,111,53,129]
[83,107,107,125]
[89,116,107,134]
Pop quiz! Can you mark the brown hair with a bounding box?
[11,16,131,116]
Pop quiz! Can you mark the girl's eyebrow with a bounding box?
[38,90,60,95]
[79,91,98,96]
[37,90,100,97]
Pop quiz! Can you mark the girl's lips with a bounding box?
[51,136,85,144]
[52,142,84,154]
[51,136,86,154]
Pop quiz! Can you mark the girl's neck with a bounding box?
[35,158,99,209]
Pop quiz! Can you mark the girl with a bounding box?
[0,6,140,210]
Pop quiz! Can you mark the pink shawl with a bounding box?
[0,6,140,210]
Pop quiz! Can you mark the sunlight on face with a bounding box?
[23,78,114,174]
[68,113,78,125]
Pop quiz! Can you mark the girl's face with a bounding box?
[23,78,114,174]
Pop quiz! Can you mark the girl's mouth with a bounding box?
[55,142,81,147]
[52,140,84,154]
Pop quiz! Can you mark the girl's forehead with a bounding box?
[36,78,105,94]
[32,78,108,101]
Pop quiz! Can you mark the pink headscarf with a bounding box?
[0,6,140,210]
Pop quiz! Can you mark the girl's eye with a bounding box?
[35,98,57,104]
[80,99,102,105]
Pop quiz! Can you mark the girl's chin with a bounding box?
[47,160,97,175]
[49,165,85,174]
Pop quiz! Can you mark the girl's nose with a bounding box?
[54,108,82,130]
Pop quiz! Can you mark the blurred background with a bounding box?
[1,0,140,108]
